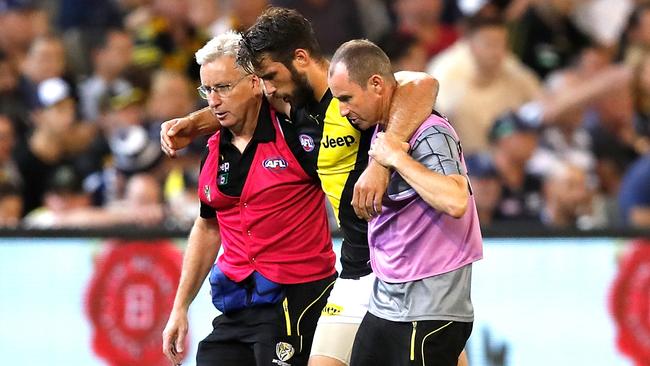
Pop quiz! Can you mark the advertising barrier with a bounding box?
[0,236,644,366]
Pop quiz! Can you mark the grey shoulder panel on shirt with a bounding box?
[411,125,464,176]
[386,126,465,199]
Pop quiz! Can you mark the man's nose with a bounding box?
[339,103,350,117]
[208,92,222,107]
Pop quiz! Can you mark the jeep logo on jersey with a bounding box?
[299,134,315,152]
[322,134,356,148]
[263,157,288,170]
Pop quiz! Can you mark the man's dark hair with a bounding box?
[329,39,395,87]
[0,181,21,200]
[464,14,506,35]
[89,27,124,53]
[378,32,418,65]
[237,7,323,73]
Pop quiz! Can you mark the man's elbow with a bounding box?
[445,178,469,218]
[447,196,468,219]
[414,73,439,104]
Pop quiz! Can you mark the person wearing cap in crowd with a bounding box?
[488,111,543,223]
[327,39,481,366]
[80,85,162,207]
[23,164,91,227]
[23,164,165,228]
[162,31,337,366]
[464,152,501,226]
[14,77,95,214]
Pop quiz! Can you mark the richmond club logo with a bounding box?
[263,157,288,170]
[274,341,295,365]
[299,134,315,152]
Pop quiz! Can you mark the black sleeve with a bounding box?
[198,148,217,219]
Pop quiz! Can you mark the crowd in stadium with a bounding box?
[0,0,649,230]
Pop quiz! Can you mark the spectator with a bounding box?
[465,152,502,226]
[618,2,650,66]
[510,0,592,79]
[18,35,69,110]
[272,0,363,55]
[489,112,543,223]
[619,152,650,227]
[230,0,269,32]
[187,0,229,37]
[78,28,134,122]
[393,0,459,59]
[15,77,95,213]
[378,31,428,72]
[631,54,650,154]
[428,14,540,154]
[146,70,197,137]
[23,165,92,227]
[526,70,597,177]
[0,114,21,189]
[0,50,30,142]
[127,0,208,80]
[571,0,632,51]
[0,0,41,65]
[0,181,22,227]
[583,70,638,210]
[24,166,164,228]
[541,161,607,229]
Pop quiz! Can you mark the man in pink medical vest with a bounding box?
[328,39,483,366]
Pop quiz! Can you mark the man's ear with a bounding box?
[368,74,384,94]
[293,49,309,69]
[250,74,260,87]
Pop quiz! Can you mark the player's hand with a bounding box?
[160,117,195,158]
[162,309,188,366]
[352,159,390,221]
[368,132,410,169]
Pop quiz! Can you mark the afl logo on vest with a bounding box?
[263,157,288,170]
[299,134,315,152]
[85,240,184,366]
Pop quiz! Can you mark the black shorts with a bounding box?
[350,312,472,366]
[197,273,336,366]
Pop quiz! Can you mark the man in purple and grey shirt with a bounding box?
[328,39,483,366]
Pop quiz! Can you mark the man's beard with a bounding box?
[287,64,317,108]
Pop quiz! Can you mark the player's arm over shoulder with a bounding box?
[386,71,439,141]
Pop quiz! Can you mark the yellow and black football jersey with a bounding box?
[290,89,373,279]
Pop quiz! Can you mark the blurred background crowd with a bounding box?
[0,0,649,231]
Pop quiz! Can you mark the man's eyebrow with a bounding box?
[337,94,351,102]
[259,71,276,80]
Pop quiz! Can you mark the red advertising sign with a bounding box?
[85,240,184,366]
[610,239,650,366]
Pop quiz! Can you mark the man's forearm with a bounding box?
[189,106,221,135]
[386,71,439,141]
[392,152,469,218]
[172,217,221,311]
